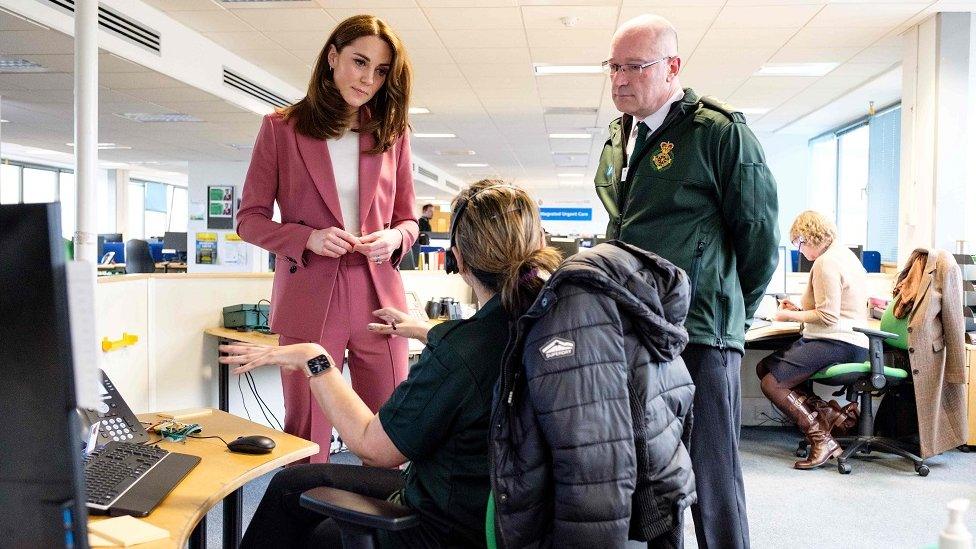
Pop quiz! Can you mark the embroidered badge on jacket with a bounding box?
[540,338,575,360]
[651,141,674,171]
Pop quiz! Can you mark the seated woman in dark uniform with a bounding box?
[756,210,867,470]
[221,181,560,548]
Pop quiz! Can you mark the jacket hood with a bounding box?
[539,240,690,362]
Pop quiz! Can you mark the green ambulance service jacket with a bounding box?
[594,88,779,352]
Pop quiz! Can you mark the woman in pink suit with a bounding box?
[237,15,418,463]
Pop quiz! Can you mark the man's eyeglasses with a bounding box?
[601,56,674,76]
[792,237,806,250]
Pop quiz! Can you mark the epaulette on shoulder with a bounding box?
[700,96,746,124]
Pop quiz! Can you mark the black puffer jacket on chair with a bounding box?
[489,241,696,549]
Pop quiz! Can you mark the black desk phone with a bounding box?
[82,370,149,445]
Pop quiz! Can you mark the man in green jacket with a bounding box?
[595,15,779,549]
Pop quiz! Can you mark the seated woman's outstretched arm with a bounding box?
[219,342,408,468]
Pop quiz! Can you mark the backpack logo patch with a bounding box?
[540,338,575,360]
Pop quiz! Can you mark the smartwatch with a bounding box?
[305,354,333,378]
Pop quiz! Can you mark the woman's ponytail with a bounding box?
[500,247,562,318]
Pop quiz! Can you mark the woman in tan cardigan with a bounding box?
[756,211,868,469]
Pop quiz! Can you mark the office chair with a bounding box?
[124,239,157,274]
[797,302,929,476]
[299,488,498,549]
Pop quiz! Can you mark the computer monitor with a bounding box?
[0,203,89,547]
[162,231,188,257]
[99,233,122,243]
[546,235,579,259]
[765,246,788,295]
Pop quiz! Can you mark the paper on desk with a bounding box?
[87,515,169,547]
[66,260,101,409]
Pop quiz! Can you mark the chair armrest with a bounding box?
[854,327,896,390]
[853,326,899,341]
[300,487,421,532]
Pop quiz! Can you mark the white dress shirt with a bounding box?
[625,88,685,161]
[327,131,360,236]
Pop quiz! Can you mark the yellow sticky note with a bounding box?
[88,515,169,547]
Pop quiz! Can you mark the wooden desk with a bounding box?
[89,409,317,549]
[204,327,280,413]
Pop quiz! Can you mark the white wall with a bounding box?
[757,132,811,246]
[187,161,265,273]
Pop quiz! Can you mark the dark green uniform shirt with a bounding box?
[594,88,780,352]
[379,295,507,548]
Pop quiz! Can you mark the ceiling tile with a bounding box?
[314,0,421,8]
[230,8,335,31]
[451,47,531,64]
[526,28,613,50]
[396,29,447,49]
[264,30,334,50]
[520,6,618,29]
[416,0,517,7]
[165,11,255,33]
[0,72,74,90]
[788,26,891,48]
[406,47,455,64]
[424,7,523,29]
[100,72,188,89]
[806,3,929,28]
[770,47,861,64]
[327,8,433,30]
[203,31,282,51]
[436,28,527,48]
[713,4,822,29]
[530,47,606,65]
[142,0,223,10]
[616,6,722,30]
[696,28,797,50]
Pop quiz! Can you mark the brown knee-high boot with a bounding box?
[801,394,858,436]
[762,382,843,469]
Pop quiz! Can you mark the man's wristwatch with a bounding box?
[305,354,333,378]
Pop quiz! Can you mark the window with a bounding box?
[1,163,20,204]
[131,178,188,238]
[836,124,869,247]
[170,187,188,232]
[59,172,76,240]
[128,181,145,240]
[22,167,58,203]
[807,105,901,261]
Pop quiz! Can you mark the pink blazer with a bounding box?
[237,113,419,342]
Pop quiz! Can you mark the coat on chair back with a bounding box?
[489,241,696,549]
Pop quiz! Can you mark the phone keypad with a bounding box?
[101,416,135,441]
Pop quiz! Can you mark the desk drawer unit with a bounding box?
[968,345,976,446]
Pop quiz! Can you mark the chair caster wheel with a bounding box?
[838,461,852,475]
[916,464,929,477]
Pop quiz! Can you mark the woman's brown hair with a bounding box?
[451,180,562,317]
[281,15,411,154]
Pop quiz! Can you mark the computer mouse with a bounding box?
[227,435,276,454]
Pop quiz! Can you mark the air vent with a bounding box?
[116,112,202,123]
[552,153,588,168]
[42,0,162,54]
[223,68,292,109]
[416,165,439,182]
[444,181,460,191]
[0,57,48,73]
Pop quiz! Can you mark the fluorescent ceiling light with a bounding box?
[435,149,476,156]
[456,163,488,168]
[558,173,584,178]
[117,112,202,123]
[0,119,8,123]
[549,133,591,139]
[226,143,254,150]
[534,64,602,75]
[414,133,456,138]
[409,107,430,114]
[755,63,838,77]
[66,142,132,150]
[739,108,770,115]
[0,57,47,73]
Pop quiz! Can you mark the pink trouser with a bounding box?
[279,254,408,463]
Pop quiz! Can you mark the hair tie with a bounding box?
[518,267,539,284]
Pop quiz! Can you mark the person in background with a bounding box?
[225,182,561,548]
[594,14,779,548]
[756,210,866,469]
[418,203,434,232]
[236,15,418,463]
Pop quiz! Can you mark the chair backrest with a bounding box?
[124,239,156,274]
[879,300,910,350]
